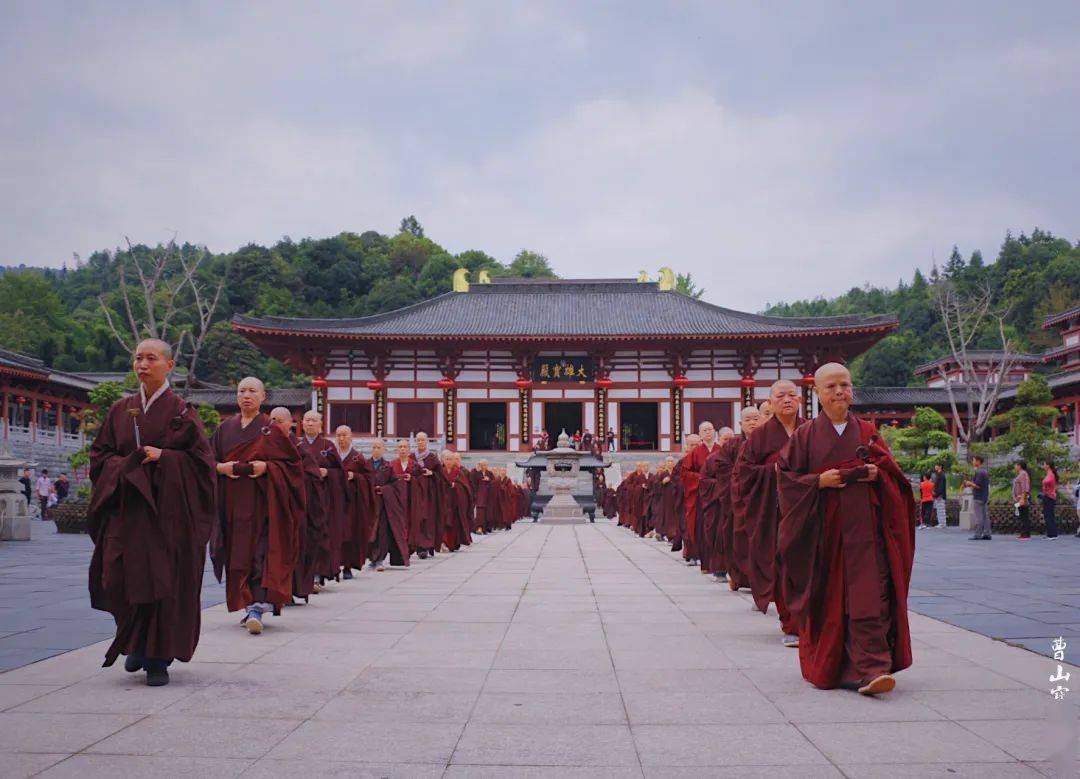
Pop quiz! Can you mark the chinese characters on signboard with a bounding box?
[533,357,594,383]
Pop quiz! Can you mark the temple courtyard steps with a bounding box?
[1,521,1077,777]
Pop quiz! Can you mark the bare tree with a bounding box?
[98,237,223,384]
[933,279,1017,459]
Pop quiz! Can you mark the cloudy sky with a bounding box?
[2,2,1078,310]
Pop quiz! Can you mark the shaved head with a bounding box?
[814,362,854,422]
[768,379,800,424]
[236,375,266,415]
[739,407,762,435]
[301,409,322,438]
[269,406,291,434]
[135,338,172,359]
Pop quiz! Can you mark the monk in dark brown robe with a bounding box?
[330,425,373,578]
[438,450,474,550]
[411,432,440,557]
[721,408,761,590]
[646,464,665,538]
[733,380,806,645]
[676,424,721,565]
[698,427,735,575]
[471,459,493,534]
[657,461,684,550]
[88,339,215,686]
[295,410,332,594]
[778,363,916,695]
[370,440,416,568]
[318,427,352,581]
[211,378,304,635]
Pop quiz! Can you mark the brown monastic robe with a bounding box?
[471,466,493,532]
[439,464,474,550]
[211,414,304,612]
[88,389,215,666]
[733,415,806,632]
[370,457,413,566]
[697,448,725,573]
[716,435,748,587]
[321,444,352,577]
[659,472,684,549]
[411,448,441,551]
[675,441,717,560]
[293,436,330,598]
[341,449,376,570]
[777,413,916,688]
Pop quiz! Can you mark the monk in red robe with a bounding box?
[211,378,303,635]
[657,458,684,549]
[676,424,720,564]
[698,426,735,575]
[471,459,493,534]
[411,431,441,557]
[88,339,215,686]
[734,380,806,646]
[274,408,323,603]
[721,408,761,590]
[295,410,332,594]
[439,450,474,550]
[778,363,916,695]
[370,439,414,569]
[331,426,373,577]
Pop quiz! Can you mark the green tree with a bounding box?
[399,215,424,237]
[197,403,221,435]
[199,322,267,387]
[878,406,957,474]
[676,272,704,299]
[984,375,1069,466]
[508,250,557,278]
[0,272,69,354]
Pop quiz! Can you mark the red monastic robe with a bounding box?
[659,472,684,546]
[697,448,725,573]
[371,458,412,566]
[211,415,304,611]
[293,436,331,597]
[439,465,475,551]
[676,441,718,560]
[88,390,215,666]
[733,415,806,631]
[321,445,352,576]
[777,413,916,688]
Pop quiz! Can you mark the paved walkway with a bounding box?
[1,521,1078,777]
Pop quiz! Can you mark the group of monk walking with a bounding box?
[611,364,917,696]
[87,340,530,686]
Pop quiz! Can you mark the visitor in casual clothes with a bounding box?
[18,468,32,507]
[1013,460,1031,540]
[1074,477,1080,538]
[932,463,948,528]
[919,473,934,528]
[1039,461,1059,539]
[964,455,992,540]
[35,469,53,519]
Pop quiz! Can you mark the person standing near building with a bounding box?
[1039,460,1059,539]
[964,455,992,540]
[932,463,948,528]
[19,468,32,507]
[1013,460,1031,540]
[606,428,616,452]
[35,469,53,518]
[918,473,934,528]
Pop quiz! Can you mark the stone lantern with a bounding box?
[0,443,31,541]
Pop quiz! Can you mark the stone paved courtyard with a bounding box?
[1,521,1078,777]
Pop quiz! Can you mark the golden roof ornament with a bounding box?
[658,267,675,291]
[452,268,469,292]
[637,270,649,282]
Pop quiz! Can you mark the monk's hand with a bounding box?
[423,468,433,476]
[818,469,845,489]
[403,473,412,481]
[142,446,162,464]
[217,461,240,479]
[347,471,355,481]
[662,476,671,484]
[319,467,328,479]
[858,464,879,482]
[249,460,268,478]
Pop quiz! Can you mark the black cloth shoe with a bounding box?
[123,654,143,673]
[144,659,169,687]
[342,568,354,580]
[418,550,428,560]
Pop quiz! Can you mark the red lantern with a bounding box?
[437,376,456,390]
[42,401,52,411]
[68,406,78,413]
[672,375,690,388]
[802,373,815,386]
[739,376,756,388]
[891,419,900,427]
[595,376,613,389]
[16,396,26,405]
[514,377,532,389]
[311,376,328,390]
[366,380,384,392]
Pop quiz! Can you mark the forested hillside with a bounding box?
[2,221,1076,389]
[765,229,1080,386]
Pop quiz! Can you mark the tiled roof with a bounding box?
[1043,305,1080,329]
[0,349,100,391]
[913,350,1043,375]
[233,279,897,340]
[182,388,311,408]
[851,386,954,407]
